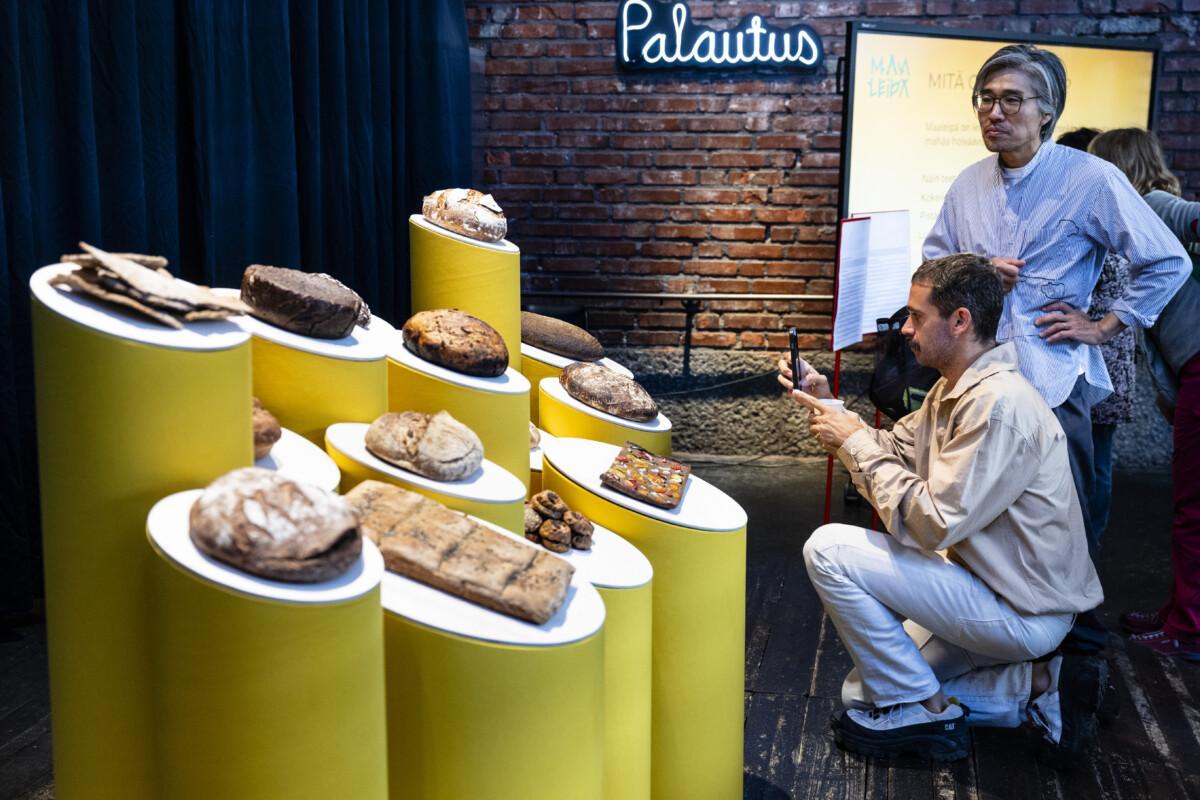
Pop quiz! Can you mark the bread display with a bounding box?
[50,242,249,329]
[422,188,507,243]
[188,467,362,582]
[524,491,594,552]
[240,265,370,339]
[600,442,691,510]
[402,309,508,377]
[559,362,658,422]
[520,311,605,362]
[345,480,573,624]
[252,397,282,460]
[365,411,483,482]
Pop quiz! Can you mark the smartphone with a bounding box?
[788,327,803,393]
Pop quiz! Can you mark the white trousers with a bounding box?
[803,524,1073,727]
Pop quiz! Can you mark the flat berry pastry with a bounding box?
[599,442,691,510]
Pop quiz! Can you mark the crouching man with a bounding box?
[780,253,1105,765]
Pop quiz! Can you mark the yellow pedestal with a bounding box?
[409,213,522,371]
[380,536,607,800]
[539,378,672,455]
[388,338,530,489]
[325,422,526,533]
[146,490,388,800]
[520,342,633,426]
[543,439,747,800]
[30,265,253,800]
[241,314,390,446]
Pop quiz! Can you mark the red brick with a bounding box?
[697,207,755,223]
[689,331,739,347]
[641,242,694,257]
[637,312,688,328]
[711,225,766,241]
[696,134,754,149]
[627,188,683,203]
[655,224,708,239]
[722,314,781,330]
[727,243,786,259]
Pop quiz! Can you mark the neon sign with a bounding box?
[618,0,824,71]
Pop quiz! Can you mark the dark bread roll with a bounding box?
[252,397,282,460]
[559,362,658,422]
[241,265,367,339]
[521,311,604,362]
[402,309,508,377]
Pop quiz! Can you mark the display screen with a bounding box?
[841,24,1157,270]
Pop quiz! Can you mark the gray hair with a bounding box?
[973,44,1067,142]
[912,253,1003,343]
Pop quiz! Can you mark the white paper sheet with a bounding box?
[834,210,912,351]
[832,217,871,352]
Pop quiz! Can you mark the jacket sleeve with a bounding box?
[1144,191,1200,246]
[837,404,1033,550]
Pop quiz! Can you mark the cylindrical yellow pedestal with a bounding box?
[30,265,253,800]
[325,422,526,533]
[558,525,654,800]
[388,336,530,489]
[146,490,388,800]
[380,531,607,800]
[409,214,522,371]
[539,378,672,455]
[237,312,390,446]
[520,342,633,426]
[543,438,747,800]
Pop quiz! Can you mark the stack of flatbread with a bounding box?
[50,242,248,329]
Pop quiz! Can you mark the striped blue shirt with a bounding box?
[924,141,1191,408]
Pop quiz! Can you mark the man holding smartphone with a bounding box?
[779,253,1104,765]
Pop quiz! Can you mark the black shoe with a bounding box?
[1029,654,1106,769]
[1096,670,1120,723]
[831,701,970,762]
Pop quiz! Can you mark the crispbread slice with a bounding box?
[62,252,169,270]
[49,270,183,329]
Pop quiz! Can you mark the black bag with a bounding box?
[868,306,940,422]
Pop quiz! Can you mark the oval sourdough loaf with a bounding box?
[422,188,507,243]
[364,410,484,482]
[240,264,369,339]
[401,309,509,377]
[559,362,658,422]
[520,311,604,361]
[188,467,362,582]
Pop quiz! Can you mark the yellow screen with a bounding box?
[844,29,1156,270]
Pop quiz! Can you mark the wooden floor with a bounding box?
[1,462,1198,799]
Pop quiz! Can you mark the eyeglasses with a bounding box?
[973,93,1041,116]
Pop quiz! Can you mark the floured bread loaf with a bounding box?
[345,480,573,624]
[422,188,507,243]
[188,467,362,582]
[521,311,604,362]
[252,397,282,460]
[365,411,483,482]
[402,309,508,377]
[560,362,658,422]
[241,265,370,339]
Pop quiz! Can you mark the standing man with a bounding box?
[923,45,1190,567]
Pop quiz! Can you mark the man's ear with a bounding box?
[951,307,974,338]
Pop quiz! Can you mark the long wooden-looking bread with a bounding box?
[344,480,573,624]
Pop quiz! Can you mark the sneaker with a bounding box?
[831,700,969,762]
[1119,610,1164,634]
[1027,654,1106,769]
[1128,629,1200,662]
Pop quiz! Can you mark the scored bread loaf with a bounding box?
[401,309,509,377]
[364,411,483,482]
[559,362,658,422]
[422,188,507,243]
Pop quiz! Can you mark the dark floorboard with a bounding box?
[1,464,1197,799]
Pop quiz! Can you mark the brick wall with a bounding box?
[466,0,1200,352]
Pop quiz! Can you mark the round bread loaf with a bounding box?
[422,188,507,243]
[401,309,509,377]
[240,265,367,339]
[252,397,281,460]
[520,311,604,361]
[188,467,362,583]
[364,410,484,482]
[559,362,658,422]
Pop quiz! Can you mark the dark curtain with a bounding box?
[0,0,472,615]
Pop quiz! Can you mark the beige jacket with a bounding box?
[837,342,1104,616]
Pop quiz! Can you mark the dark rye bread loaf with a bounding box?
[402,309,508,377]
[559,362,658,422]
[520,311,604,362]
[241,265,368,339]
[188,468,362,583]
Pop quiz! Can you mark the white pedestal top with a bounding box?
[520,342,633,378]
[388,332,530,395]
[256,427,342,493]
[325,422,526,505]
[213,287,392,361]
[543,437,747,533]
[540,378,672,433]
[530,428,556,473]
[147,489,384,605]
[30,264,250,352]
[381,516,604,647]
[409,213,520,254]
[556,522,653,590]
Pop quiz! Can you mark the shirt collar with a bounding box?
[941,341,1018,401]
[997,139,1055,184]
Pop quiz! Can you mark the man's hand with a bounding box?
[777,356,833,399]
[787,389,867,452]
[990,256,1024,293]
[1035,302,1121,345]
